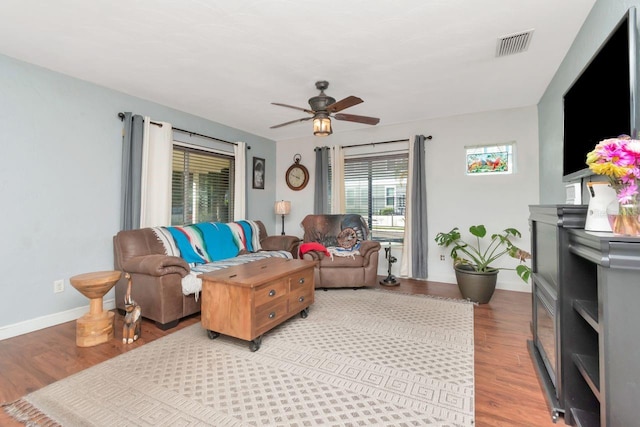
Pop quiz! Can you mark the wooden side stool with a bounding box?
[69,270,121,347]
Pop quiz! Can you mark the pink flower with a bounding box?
[605,144,635,166]
[617,181,638,203]
[621,167,640,184]
[622,140,640,164]
[595,139,622,157]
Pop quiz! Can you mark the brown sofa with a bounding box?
[300,214,381,289]
[113,220,300,329]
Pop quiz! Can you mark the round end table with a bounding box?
[69,270,122,347]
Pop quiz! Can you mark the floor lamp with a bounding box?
[274,200,291,235]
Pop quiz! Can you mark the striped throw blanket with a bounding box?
[152,220,262,264]
[150,221,292,298]
[185,251,292,297]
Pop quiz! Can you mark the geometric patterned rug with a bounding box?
[3,289,474,426]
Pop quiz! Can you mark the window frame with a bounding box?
[343,150,409,243]
[171,142,235,225]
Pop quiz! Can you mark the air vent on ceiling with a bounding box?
[496,29,534,57]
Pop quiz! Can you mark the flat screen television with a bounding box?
[562,7,639,182]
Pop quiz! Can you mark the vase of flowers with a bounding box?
[586,136,640,236]
[605,199,640,236]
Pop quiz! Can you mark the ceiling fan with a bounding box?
[270,81,380,136]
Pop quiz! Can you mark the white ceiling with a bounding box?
[0,0,595,141]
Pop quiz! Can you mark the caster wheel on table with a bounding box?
[207,330,220,340]
[300,308,309,318]
[249,336,263,352]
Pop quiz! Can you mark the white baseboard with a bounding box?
[427,273,532,294]
[496,280,531,293]
[0,298,116,341]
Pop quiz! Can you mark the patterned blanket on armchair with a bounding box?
[301,214,369,248]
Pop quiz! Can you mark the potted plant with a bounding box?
[434,225,531,303]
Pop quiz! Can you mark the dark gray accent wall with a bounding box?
[538,0,640,203]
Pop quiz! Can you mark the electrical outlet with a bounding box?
[440,255,446,261]
[53,279,64,293]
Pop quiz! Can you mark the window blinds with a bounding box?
[171,146,235,225]
[344,152,408,241]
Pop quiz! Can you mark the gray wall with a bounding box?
[0,53,277,329]
[538,0,640,203]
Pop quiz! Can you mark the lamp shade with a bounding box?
[313,114,332,136]
[274,200,291,215]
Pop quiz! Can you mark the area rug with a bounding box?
[3,290,475,426]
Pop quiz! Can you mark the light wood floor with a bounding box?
[0,278,559,427]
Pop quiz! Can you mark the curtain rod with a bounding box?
[172,127,238,146]
[117,112,250,149]
[341,135,432,149]
[118,112,163,128]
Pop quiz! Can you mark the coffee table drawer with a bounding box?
[289,286,313,312]
[255,279,287,308]
[289,269,314,291]
[256,299,288,334]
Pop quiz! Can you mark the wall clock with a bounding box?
[286,154,309,191]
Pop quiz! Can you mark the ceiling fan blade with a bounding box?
[270,117,313,129]
[271,103,314,114]
[334,113,380,125]
[326,96,363,113]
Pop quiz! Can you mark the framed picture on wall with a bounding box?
[465,143,514,175]
[252,157,265,189]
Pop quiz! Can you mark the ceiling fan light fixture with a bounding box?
[271,80,378,135]
[313,114,332,136]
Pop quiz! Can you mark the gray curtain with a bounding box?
[411,135,428,278]
[120,113,144,230]
[314,146,330,214]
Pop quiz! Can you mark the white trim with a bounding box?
[343,140,409,158]
[0,298,116,341]
[344,148,408,159]
[426,273,532,293]
[173,140,233,157]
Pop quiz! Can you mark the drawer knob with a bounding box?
[269,311,276,319]
[298,278,305,284]
[298,296,304,302]
[268,289,276,297]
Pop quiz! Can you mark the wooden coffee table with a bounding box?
[200,258,316,351]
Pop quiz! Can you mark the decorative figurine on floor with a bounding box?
[380,244,399,286]
[122,273,141,344]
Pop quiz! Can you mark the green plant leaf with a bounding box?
[434,227,460,247]
[516,264,531,282]
[504,228,521,238]
[435,224,530,279]
[469,225,486,238]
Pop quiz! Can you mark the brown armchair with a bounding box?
[300,214,381,288]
